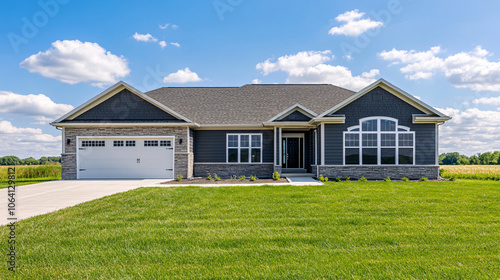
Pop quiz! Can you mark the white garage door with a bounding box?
[77,137,174,179]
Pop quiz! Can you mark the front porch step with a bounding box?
[282,168,307,173]
[282,173,315,178]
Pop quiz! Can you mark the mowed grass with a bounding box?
[1,180,499,279]
[0,165,61,189]
[441,165,500,180]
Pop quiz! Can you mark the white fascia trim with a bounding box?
[413,115,452,123]
[262,122,315,127]
[51,81,193,125]
[309,116,345,124]
[51,122,200,127]
[266,103,317,122]
[317,78,450,118]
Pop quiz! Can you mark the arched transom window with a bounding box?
[343,117,415,165]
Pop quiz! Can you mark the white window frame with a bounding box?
[343,117,416,166]
[226,133,263,163]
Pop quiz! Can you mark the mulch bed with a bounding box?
[162,178,289,184]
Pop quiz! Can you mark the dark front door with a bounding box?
[286,138,299,168]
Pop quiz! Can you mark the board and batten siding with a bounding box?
[194,130,274,163]
[324,86,437,165]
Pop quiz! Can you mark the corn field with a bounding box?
[0,164,61,180]
[440,165,500,181]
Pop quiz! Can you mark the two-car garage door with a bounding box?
[77,137,174,179]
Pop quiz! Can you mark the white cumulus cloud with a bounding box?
[0,90,73,123]
[438,107,500,155]
[329,9,383,37]
[159,41,167,48]
[256,50,379,90]
[0,120,61,158]
[170,42,180,47]
[379,45,500,91]
[20,40,130,87]
[252,79,262,84]
[132,32,158,42]
[163,68,203,84]
[472,96,500,105]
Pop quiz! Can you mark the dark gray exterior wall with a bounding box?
[277,110,311,122]
[67,89,185,123]
[193,130,274,163]
[324,87,436,165]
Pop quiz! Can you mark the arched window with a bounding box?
[343,117,415,165]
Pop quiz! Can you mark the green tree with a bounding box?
[0,156,22,165]
[22,157,39,165]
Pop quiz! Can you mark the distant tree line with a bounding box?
[0,156,61,165]
[439,152,500,165]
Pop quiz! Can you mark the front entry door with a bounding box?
[286,138,299,168]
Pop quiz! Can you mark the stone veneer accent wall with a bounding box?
[317,166,439,180]
[194,163,274,178]
[62,126,192,180]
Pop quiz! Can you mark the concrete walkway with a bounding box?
[0,179,163,225]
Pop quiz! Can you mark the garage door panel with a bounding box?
[78,138,174,179]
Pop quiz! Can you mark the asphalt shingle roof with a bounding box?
[144,84,356,125]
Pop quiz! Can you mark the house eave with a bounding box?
[309,117,346,124]
[412,116,452,124]
[262,122,315,128]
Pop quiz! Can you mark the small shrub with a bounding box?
[450,176,456,181]
[175,174,183,182]
[214,173,220,181]
[401,177,409,182]
[250,175,256,181]
[419,177,428,182]
[439,168,445,177]
[272,172,280,181]
[335,177,341,182]
[230,175,237,180]
[383,176,391,182]
[206,172,212,180]
[358,176,367,182]
[318,174,329,182]
[345,176,351,182]
[239,175,245,181]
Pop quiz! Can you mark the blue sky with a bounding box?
[1,0,499,158]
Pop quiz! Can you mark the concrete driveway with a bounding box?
[1,179,165,225]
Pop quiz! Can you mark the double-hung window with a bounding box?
[344,117,415,165]
[227,134,262,163]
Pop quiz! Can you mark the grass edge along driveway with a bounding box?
[1,180,499,279]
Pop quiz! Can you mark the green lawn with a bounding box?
[2,180,499,279]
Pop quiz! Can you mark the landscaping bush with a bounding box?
[272,172,280,181]
[250,175,256,181]
[175,174,183,182]
[401,177,409,182]
[419,177,428,182]
[335,177,341,182]
[358,176,367,182]
[214,173,220,181]
[383,176,391,182]
[318,174,328,182]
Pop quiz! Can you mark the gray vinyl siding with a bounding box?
[277,110,311,122]
[194,130,274,163]
[324,86,436,165]
[67,89,185,123]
